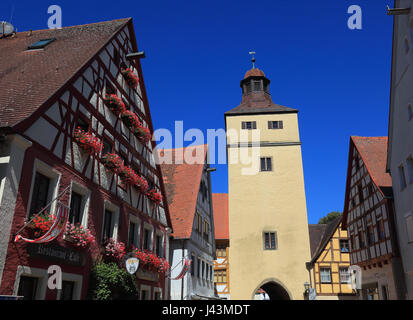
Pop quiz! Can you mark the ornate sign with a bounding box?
[125,257,139,275]
[27,243,85,267]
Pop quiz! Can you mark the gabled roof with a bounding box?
[308,216,342,264]
[352,137,392,188]
[212,193,228,240]
[342,136,392,229]
[0,18,130,128]
[159,145,208,239]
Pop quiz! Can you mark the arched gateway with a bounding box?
[253,280,292,300]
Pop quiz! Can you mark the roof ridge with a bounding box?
[14,18,131,34]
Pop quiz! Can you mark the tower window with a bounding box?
[263,231,277,250]
[245,82,252,94]
[253,80,262,91]
[260,157,272,172]
[268,121,284,130]
[241,121,256,130]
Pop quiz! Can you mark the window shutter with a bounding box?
[279,121,284,129]
[252,121,257,129]
[242,122,246,130]
[268,121,272,129]
[266,158,272,171]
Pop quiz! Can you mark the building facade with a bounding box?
[307,218,356,300]
[342,136,406,300]
[212,193,230,299]
[160,145,216,300]
[225,67,311,300]
[387,0,413,299]
[0,19,172,299]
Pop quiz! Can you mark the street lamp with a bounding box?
[304,282,310,292]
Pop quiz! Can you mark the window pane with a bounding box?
[266,158,272,171]
[30,172,50,218]
[69,192,82,224]
[103,210,113,241]
[60,281,75,300]
[339,268,349,283]
[320,268,332,283]
[18,276,38,300]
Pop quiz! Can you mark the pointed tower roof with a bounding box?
[225,67,298,116]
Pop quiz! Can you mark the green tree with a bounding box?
[318,211,342,225]
[87,261,139,300]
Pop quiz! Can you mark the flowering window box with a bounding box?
[121,110,141,130]
[104,94,126,115]
[103,238,126,262]
[133,249,170,274]
[146,189,162,205]
[74,128,103,155]
[29,211,55,239]
[136,176,149,193]
[64,222,95,249]
[118,166,139,186]
[134,125,152,144]
[121,68,139,89]
[101,153,124,174]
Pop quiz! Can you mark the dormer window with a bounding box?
[27,38,56,50]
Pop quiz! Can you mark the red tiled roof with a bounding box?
[212,193,228,240]
[0,18,131,128]
[159,145,208,239]
[244,68,265,79]
[352,136,392,188]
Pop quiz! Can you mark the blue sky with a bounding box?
[1,0,395,224]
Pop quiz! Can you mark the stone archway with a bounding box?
[252,279,292,300]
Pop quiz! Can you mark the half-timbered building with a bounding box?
[0,18,172,300]
[212,193,229,299]
[342,136,406,300]
[307,217,356,300]
[159,145,217,300]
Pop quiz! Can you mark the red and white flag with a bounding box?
[14,203,70,244]
[171,259,191,280]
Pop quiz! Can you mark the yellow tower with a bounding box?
[225,66,311,300]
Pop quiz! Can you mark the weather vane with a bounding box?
[249,51,256,69]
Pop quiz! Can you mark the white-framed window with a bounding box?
[153,287,162,300]
[142,223,154,251]
[128,214,141,248]
[405,212,413,244]
[140,285,151,300]
[68,181,90,227]
[339,267,350,284]
[56,272,83,300]
[14,266,48,300]
[101,200,119,242]
[320,268,332,283]
[154,230,164,258]
[399,164,407,190]
[27,159,61,219]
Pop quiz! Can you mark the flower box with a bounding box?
[136,176,149,193]
[146,189,162,205]
[101,153,124,174]
[121,110,141,129]
[103,238,126,262]
[28,211,55,239]
[133,249,170,274]
[64,223,95,249]
[121,68,139,89]
[104,94,126,115]
[118,166,139,186]
[74,128,103,155]
[134,125,152,144]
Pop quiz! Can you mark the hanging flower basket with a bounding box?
[146,189,162,205]
[121,68,139,89]
[101,153,124,174]
[119,165,139,186]
[134,125,152,144]
[74,127,103,155]
[64,222,95,248]
[136,176,149,193]
[121,110,141,130]
[133,249,170,274]
[103,238,126,262]
[104,94,126,115]
[29,211,55,239]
